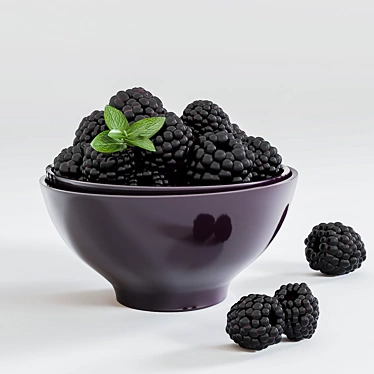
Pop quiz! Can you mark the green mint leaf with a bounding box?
[104,105,129,132]
[91,130,127,153]
[127,117,165,139]
[108,129,126,141]
[125,137,156,152]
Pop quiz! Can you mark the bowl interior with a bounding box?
[45,165,291,196]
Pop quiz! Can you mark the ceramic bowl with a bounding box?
[40,167,298,312]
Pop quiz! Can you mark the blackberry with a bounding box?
[226,294,285,351]
[186,131,254,185]
[109,87,167,125]
[142,112,194,172]
[274,283,319,341]
[73,110,107,148]
[244,136,282,180]
[193,214,215,242]
[305,222,366,276]
[181,100,233,136]
[53,145,84,180]
[81,146,136,184]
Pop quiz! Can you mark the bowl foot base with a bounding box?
[114,286,229,312]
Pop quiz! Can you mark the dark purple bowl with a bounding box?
[40,167,298,312]
[45,165,291,195]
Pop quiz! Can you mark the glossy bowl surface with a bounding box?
[40,167,298,311]
[45,165,291,195]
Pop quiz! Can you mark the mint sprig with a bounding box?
[127,117,165,139]
[125,137,156,152]
[91,130,126,153]
[90,105,165,153]
[104,105,129,132]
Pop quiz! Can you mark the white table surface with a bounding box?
[1,180,373,374]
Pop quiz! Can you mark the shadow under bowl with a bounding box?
[40,167,298,312]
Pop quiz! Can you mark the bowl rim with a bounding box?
[40,167,298,199]
[45,164,291,194]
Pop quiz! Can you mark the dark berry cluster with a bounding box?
[186,131,255,185]
[142,112,194,172]
[226,294,285,351]
[81,146,136,184]
[181,100,233,136]
[51,88,283,186]
[244,136,282,180]
[53,145,84,180]
[305,222,366,275]
[274,283,319,341]
[109,87,166,124]
[73,110,107,148]
[226,283,320,351]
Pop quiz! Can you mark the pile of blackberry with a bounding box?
[51,88,283,186]
[226,282,320,351]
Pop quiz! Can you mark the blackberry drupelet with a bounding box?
[53,145,84,180]
[81,146,136,184]
[142,112,194,172]
[274,282,319,341]
[232,123,246,136]
[186,131,255,185]
[244,136,282,180]
[226,294,285,351]
[305,222,366,276]
[233,124,247,142]
[109,87,167,125]
[73,110,107,148]
[181,100,233,136]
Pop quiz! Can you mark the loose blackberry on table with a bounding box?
[274,282,319,341]
[226,294,285,351]
[181,100,233,136]
[305,222,366,276]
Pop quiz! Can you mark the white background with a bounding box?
[1,0,373,373]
